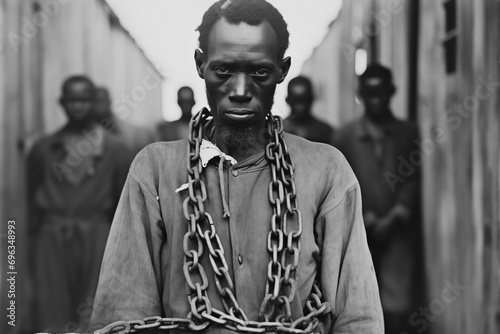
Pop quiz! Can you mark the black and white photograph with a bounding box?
[0,1,499,334]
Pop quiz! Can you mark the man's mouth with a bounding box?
[224,109,256,121]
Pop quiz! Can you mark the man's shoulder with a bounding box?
[104,130,129,148]
[129,139,187,175]
[391,117,419,135]
[311,115,335,129]
[283,132,350,169]
[29,126,66,153]
[334,119,361,138]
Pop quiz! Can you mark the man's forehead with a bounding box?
[289,84,310,96]
[207,17,278,57]
[362,77,389,88]
[64,81,94,95]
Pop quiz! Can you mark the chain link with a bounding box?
[95,109,331,334]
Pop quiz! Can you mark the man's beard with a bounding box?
[218,123,260,150]
[207,91,272,150]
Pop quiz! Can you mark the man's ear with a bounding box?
[194,49,206,79]
[277,56,291,84]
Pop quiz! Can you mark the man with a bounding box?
[284,76,335,144]
[27,75,130,332]
[90,1,383,333]
[334,64,423,334]
[157,86,196,141]
[94,87,158,157]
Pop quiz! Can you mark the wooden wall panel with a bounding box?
[0,2,164,333]
[299,0,500,332]
[377,0,410,120]
[476,1,499,332]
[418,0,499,332]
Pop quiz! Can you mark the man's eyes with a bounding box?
[251,69,270,78]
[214,67,232,76]
[213,67,270,78]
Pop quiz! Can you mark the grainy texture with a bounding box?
[0,1,162,333]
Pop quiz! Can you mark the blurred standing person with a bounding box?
[157,86,195,141]
[284,75,334,144]
[94,87,158,158]
[334,63,423,334]
[27,76,130,332]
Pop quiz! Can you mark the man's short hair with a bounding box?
[359,63,393,85]
[197,0,290,60]
[61,75,96,96]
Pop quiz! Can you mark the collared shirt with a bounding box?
[333,115,421,312]
[90,133,384,334]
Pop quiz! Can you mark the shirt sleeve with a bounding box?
[89,170,165,332]
[318,182,384,334]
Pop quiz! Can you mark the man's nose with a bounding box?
[229,73,252,103]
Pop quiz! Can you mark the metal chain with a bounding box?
[259,116,302,323]
[95,109,331,334]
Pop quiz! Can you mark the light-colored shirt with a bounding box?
[90,132,383,334]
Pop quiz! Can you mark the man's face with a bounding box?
[195,17,290,148]
[60,81,95,124]
[360,77,394,119]
[287,83,313,116]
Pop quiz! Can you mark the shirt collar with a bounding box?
[200,139,237,167]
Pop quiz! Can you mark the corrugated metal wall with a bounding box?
[0,1,163,333]
[301,0,500,333]
[418,0,499,333]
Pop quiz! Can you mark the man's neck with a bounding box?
[365,109,394,125]
[289,112,312,122]
[212,134,266,162]
[180,113,192,122]
[66,120,96,133]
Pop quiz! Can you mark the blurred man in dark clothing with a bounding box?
[334,63,423,334]
[94,87,157,157]
[27,76,130,332]
[283,75,334,144]
[157,86,195,141]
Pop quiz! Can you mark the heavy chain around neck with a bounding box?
[96,109,331,334]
